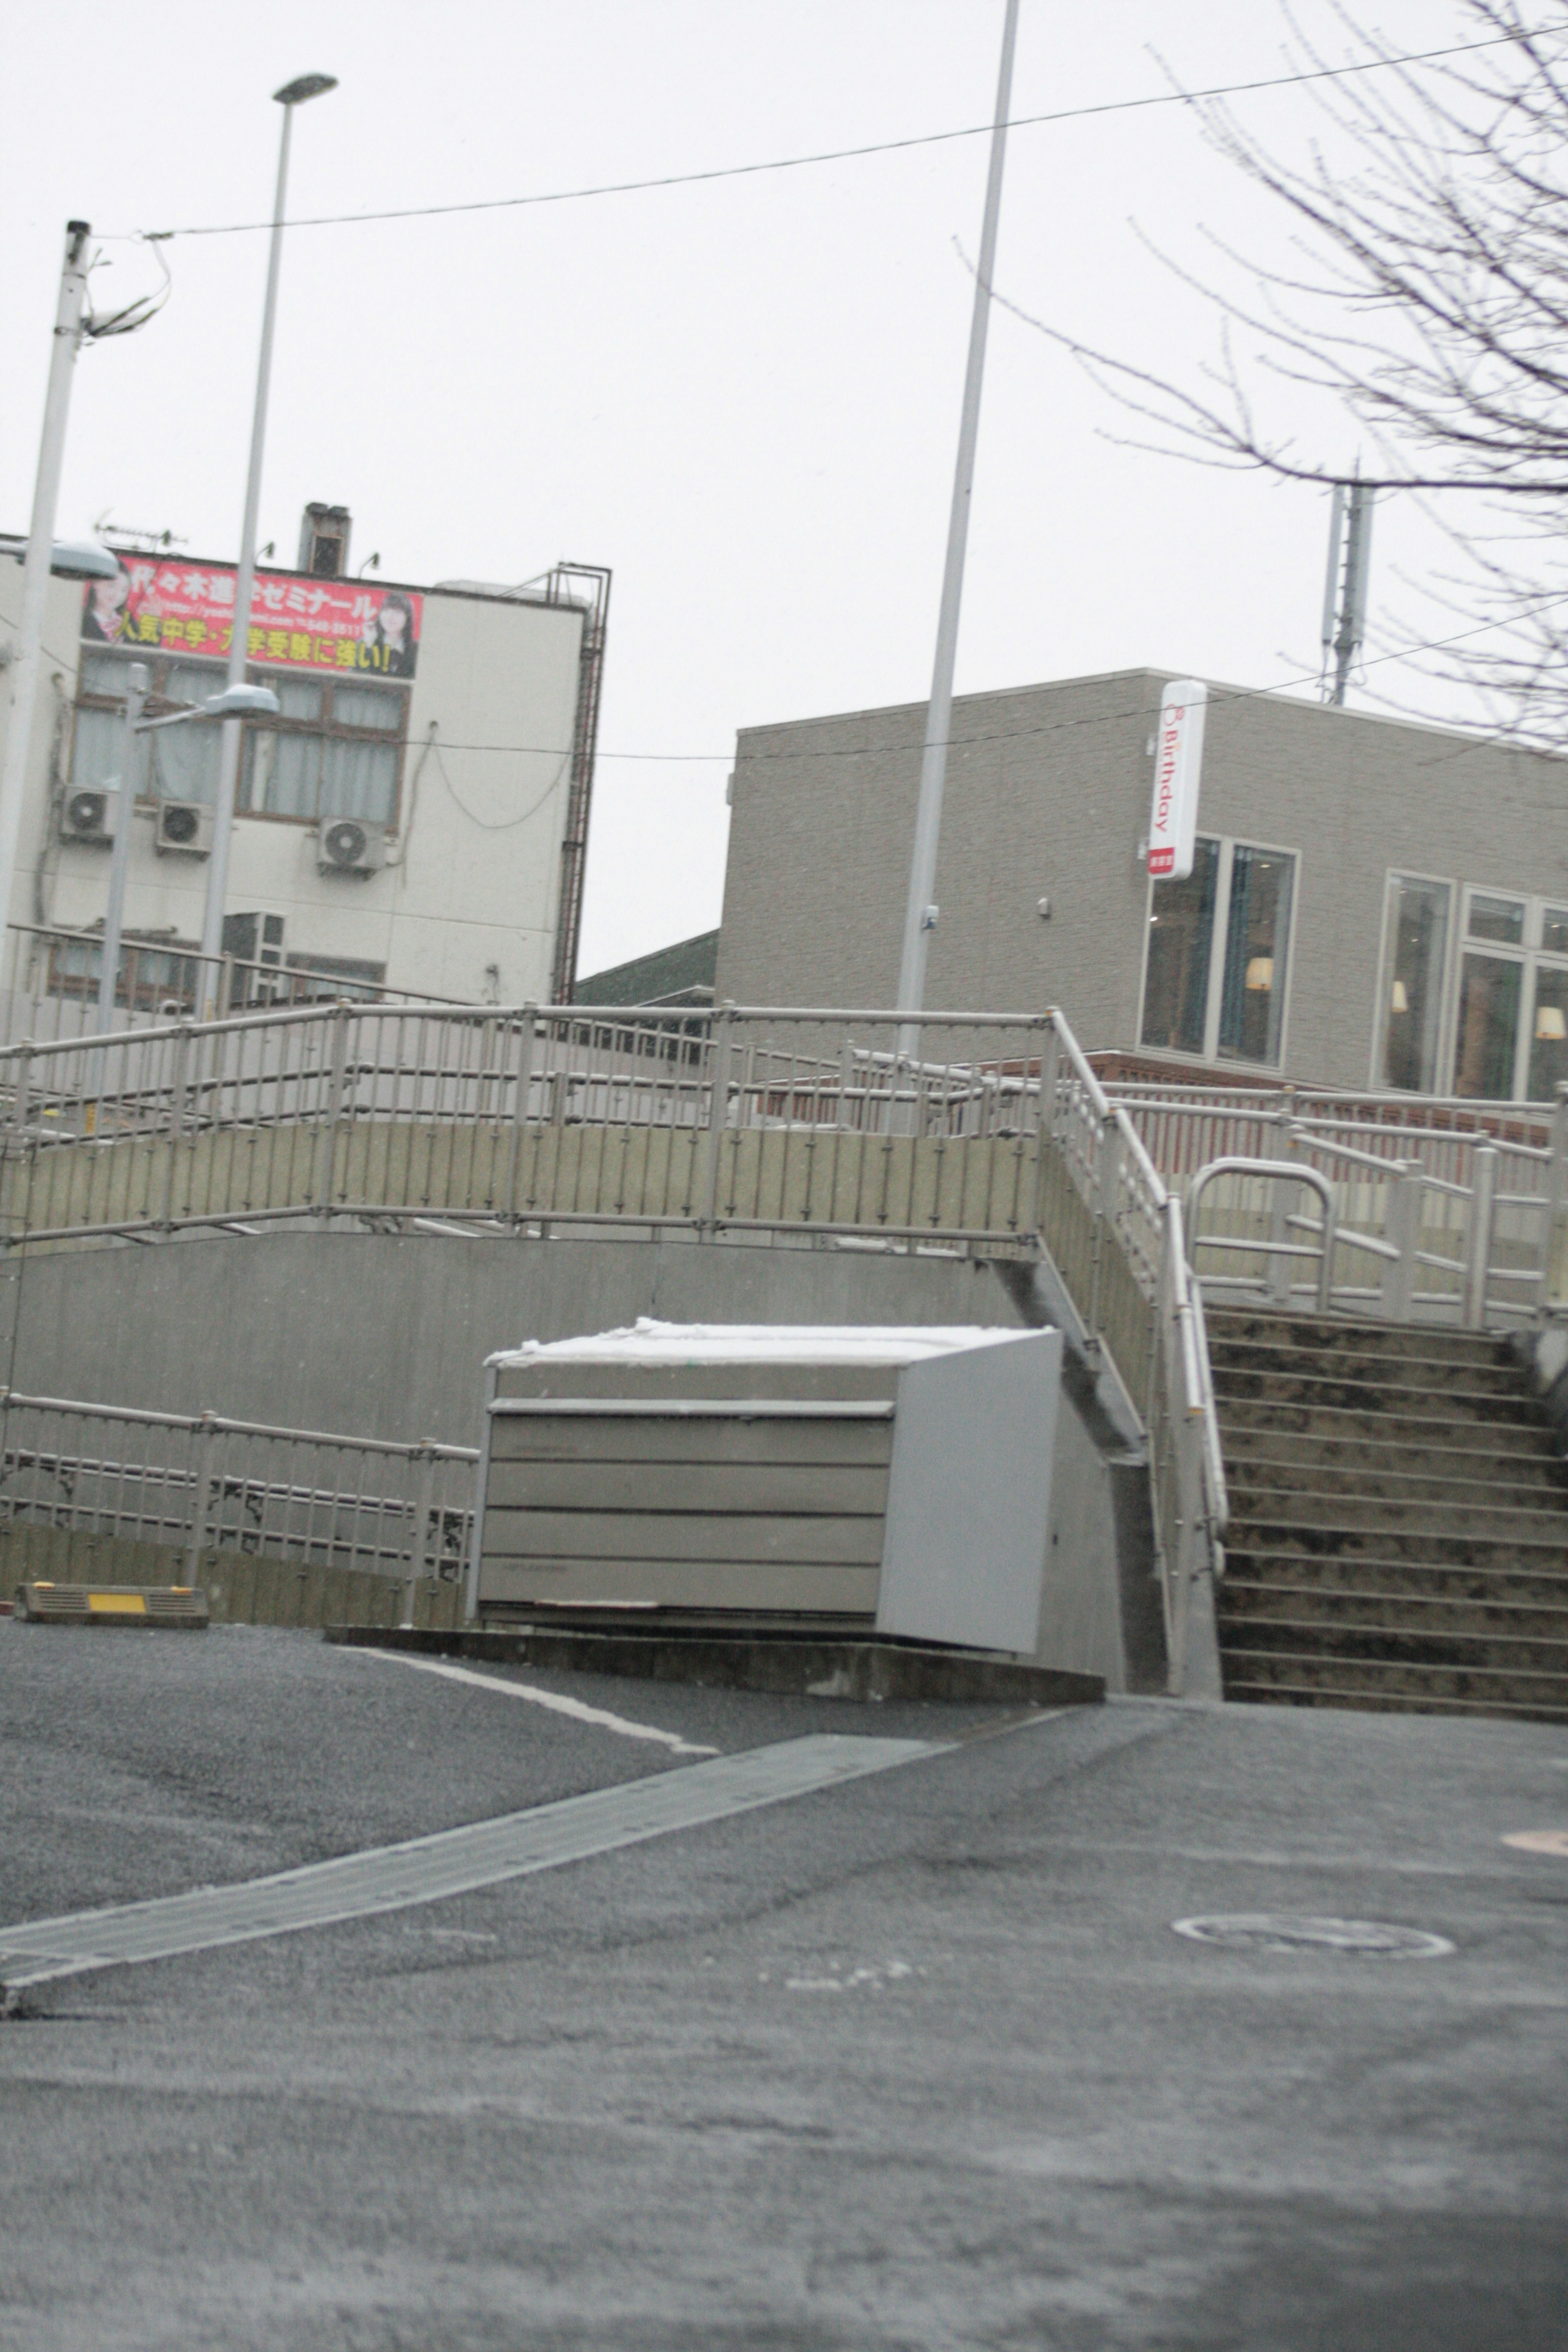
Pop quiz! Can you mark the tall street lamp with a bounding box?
[0,223,107,984]
[200,71,338,1000]
[895,0,1018,1056]
[98,675,280,1033]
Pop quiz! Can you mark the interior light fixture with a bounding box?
[1245,957,1274,992]
[1390,980,1410,1013]
[1535,1004,1566,1042]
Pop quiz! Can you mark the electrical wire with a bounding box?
[420,597,1568,773]
[85,239,171,338]
[112,24,1565,243]
[432,739,571,829]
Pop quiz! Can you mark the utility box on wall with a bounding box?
[468,1321,1062,1654]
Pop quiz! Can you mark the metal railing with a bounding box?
[1169,1101,1563,1328]
[0,1389,479,1614]
[0,919,473,1052]
[0,994,1230,1688]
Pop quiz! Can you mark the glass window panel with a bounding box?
[1541,907,1568,956]
[1218,846,1294,1066]
[267,679,323,723]
[70,704,124,789]
[1454,953,1522,1098]
[243,727,322,818]
[320,735,397,823]
[150,716,222,806]
[331,682,402,731]
[1140,837,1219,1055]
[78,653,128,699]
[160,661,225,711]
[1528,968,1568,1101]
[1467,892,1525,944]
[1380,876,1450,1093]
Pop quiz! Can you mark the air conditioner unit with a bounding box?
[317,818,387,877]
[60,786,118,846]
[155,799,213,858]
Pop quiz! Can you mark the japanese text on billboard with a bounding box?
[81,559,421,679]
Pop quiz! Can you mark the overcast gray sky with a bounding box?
[1,0,1481,975]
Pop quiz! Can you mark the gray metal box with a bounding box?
[469,1321,1061,1654]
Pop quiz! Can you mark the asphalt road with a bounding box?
[1,1621,1565,2351]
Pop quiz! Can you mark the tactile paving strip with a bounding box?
[0,1733,947,1993]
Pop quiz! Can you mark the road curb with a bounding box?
[322,1622,1104,1708]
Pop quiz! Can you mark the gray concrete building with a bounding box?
[715,666,1568,1102]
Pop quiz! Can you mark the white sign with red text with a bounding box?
[1147,679,1207,881]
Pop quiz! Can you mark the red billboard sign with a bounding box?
[81,557,421,679]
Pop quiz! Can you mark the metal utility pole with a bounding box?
[895,0,1019,1055]
[1321,477,1375,706]
[0,221,93,968]
[200,74,337,997]
[96,663,149,1034]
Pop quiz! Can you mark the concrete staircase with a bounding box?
[1206,1310,1568,1723]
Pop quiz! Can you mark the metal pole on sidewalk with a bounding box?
[96,662,149,1033]
[200,75,337,995]
[895,1,1019,1057]
[0,222,93,975]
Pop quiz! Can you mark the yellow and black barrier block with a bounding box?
[14,1582,209,1629]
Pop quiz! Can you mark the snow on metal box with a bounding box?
[476,1321,1062,1653]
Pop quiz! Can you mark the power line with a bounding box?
[118,24,1562,243]
[433,594,1568,769]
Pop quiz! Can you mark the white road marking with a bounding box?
[357,1648,719,1757]
[0,1734,949,1993]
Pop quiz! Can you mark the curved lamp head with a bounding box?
[203,683,281,719]
[274,72,337,105]
[0,537,122,580]
[51,541,122,581]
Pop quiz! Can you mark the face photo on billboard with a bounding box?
[363,591,419,677]
[80,558,135,644]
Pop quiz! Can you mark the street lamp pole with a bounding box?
[895,0,1018,1056]
[200,74,337,995]
[97,679,280,1034]
[96,662,149,1032]
[0,221,94,977]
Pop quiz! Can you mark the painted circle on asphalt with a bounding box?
[1172,1913,1454,1958]
[1503,1829,1568,1858]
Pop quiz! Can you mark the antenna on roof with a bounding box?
[1321,467,1374,707]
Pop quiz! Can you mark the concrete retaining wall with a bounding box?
[0,1229,1164,1691]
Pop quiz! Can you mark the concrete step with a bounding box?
[1205,1311,1512,1369]
[1224,1483,1568,1537]
[1218,1547,1568,1608]
[1216,1423,1568,1489]
[1217,1672,1568,1725]
[1217,1397,1557,1460]
[1210,1365,1540,1424]
[1224,1518,1568,1572]
[1218,1642,1568,1719]
[1226,1457,1568,1512]
[1209,1335,1526,1399]
[1217,1578,1568,1644]
[1220,1616,1568,1677]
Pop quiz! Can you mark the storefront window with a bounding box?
[1454,953,1523,1099]
[1218,846,1293,1065]
[1140,838,1218,1055]
[1528,966,1568,1102]
[1379,876,1451,1093]
[1140,837,1295,1067]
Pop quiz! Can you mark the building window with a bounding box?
[71,650,407,827]
[1377,875,1452,1093]
[1376,875,1568,1102]
[1140,836,1296,1067]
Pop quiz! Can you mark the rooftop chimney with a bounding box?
[298,503,352,579]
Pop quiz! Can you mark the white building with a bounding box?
[0,509,608,1009]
